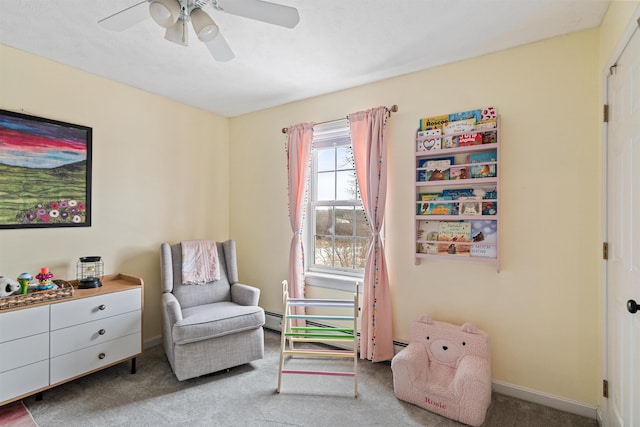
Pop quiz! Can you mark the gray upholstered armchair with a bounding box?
[160,240,265,381]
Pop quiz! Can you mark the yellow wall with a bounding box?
[229,26,612,406]
[599,1,639,71]
[0,45,230,341]
[0,1,637,409]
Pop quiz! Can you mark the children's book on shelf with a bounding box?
[476,119,497,144]
[484,190,497,199]
[417,193,440,215]
[440,189,473,215]
[417,157,455,181]
[476,120,497,130]
[478,106,497,143]
[417,220,440,254]
[437,221,471,256]
[442,189,474,197]
[450,166,468,180]
[418,202,428,215]
[429,197,455,215]
[480,107,497,121]
[449,109,482,122]
[419,115,449,131]
[482,201,497,216]
[470,220,497,258]
[419,197,455,215]
[420,193,442,200]
[443,118,476,148]
[469,152,497,178]
[416,129,442,152]
[420,107,496,132]
[482,133,497,144]
[441,188,474,199]
[474,188,497,215]
[426,159,451,181]
[459,196,482,216]
[457,132,483,147]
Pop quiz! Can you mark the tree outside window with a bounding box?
[309,137,371,275]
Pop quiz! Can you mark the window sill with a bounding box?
[304,272,362,292]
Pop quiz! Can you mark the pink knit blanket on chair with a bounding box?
[181,240,220,284]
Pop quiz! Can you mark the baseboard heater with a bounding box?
[264,311,407,355]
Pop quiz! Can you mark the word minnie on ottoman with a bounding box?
[391,315,491,426]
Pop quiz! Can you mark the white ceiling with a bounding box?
[0,0,610,117]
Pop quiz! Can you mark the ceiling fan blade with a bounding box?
[216,0,300,29]
[205,33,235,62]
[98,1,150,31]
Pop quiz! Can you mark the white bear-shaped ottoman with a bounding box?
[0,276,21,297]
[391,315,491,426]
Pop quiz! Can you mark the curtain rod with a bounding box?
[281,104,398,134]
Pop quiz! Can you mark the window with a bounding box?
[305,120,371,288]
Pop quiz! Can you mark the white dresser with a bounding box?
[0,274,143,405]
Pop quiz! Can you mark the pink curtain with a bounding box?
[349,106,394,362]
[286,123,315,322]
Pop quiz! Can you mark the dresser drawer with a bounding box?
[0,332,49,373]
[0,305,49,343]
[0,360,48,403]
[50,310,141,357]
[50,332,141,385]
[50,288,141,330]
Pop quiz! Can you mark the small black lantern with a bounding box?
[77,256,104,289]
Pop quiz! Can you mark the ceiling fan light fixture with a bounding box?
[149,0,180,28]
[191,8,219,42]
[164,18,189,46]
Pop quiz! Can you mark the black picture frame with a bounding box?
[0,109,92,229]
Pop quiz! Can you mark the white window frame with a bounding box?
[304,120,368,292]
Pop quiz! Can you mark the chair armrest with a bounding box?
[160,243,174,293]
[453,355,492,426]
[391,342,428,380]
[162,292,183,325]
[453,355,492,397]
[392,342,427,363]
[231,283,260,306]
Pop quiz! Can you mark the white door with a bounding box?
[605,19,640,427]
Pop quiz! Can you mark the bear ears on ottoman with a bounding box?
[391,315,492,426]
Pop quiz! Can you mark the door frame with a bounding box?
[600,6,640,426]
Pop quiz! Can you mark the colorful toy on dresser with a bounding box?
[17,272,32,294]
[0,268,58,299]
[35,267,54,291]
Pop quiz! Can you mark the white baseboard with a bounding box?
[264,311,598,420]
[491,380,598,420]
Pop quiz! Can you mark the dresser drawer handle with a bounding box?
[99,353,106,360]
[98,329,106,335]
[98,304,106,311]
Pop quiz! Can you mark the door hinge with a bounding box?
[603,242,609,260]
[603,104,609,122]
[603,379,609,398]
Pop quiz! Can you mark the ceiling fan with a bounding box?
[98,0,300,62]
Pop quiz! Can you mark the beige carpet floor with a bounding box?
[21,330,598,426]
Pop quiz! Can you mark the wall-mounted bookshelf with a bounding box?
[414,109,500,271]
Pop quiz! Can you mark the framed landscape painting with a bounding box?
[0,110,92,229]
